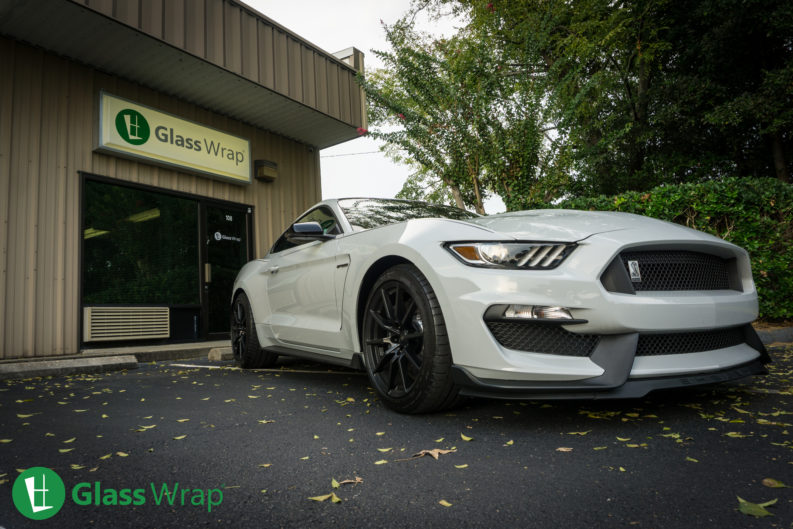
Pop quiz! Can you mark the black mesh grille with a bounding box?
[636,327,745,356]
[486,322,600,357]
[619,250,731,291]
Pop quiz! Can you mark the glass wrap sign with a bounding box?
[98,92,251,184]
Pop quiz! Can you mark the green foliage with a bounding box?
[360,18,565,213]
[421,0,792,196]
[549,178,793,320]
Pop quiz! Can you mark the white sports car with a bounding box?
[231,198,769,413]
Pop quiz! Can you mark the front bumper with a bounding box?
[451,324,769,399]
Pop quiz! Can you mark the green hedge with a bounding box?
[557,178,793,320]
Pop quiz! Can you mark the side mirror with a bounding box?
[285,221,336,244]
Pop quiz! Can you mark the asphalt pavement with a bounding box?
[1,346,792,528]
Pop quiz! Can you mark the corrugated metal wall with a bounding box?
[74,0,364,128]
[0,38,321,359]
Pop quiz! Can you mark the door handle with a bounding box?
[269,266,279,274]
[204,262,212,283]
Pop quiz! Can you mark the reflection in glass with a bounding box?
[338,198,479,231]
[82,180,199,305]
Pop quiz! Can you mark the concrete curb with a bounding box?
[756,326,793,346]
[0,355,138,380]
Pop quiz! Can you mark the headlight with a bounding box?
[446,242,576,269]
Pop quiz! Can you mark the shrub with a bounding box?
[557,178,793,320]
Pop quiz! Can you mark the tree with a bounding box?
[360,19,556,213]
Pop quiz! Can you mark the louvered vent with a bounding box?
[83,307,170,342]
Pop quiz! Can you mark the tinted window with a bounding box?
[271,206,341,253]
[83,180,199,305]
[338,198,479,231]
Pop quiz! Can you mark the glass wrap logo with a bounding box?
[115,108,150,145]
[11,467,224,520]
[12,467,66,520]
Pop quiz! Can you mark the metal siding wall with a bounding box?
[67,0,365,130]
[0,40,320,359]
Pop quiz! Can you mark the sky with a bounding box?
[245,0,506,213]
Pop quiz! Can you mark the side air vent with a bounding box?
[83,306,170,342]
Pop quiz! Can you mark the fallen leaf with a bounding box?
[99,453,112,460]
[439,500,452,507]
[616,437,631,442]
[308,493,333,502]
[619,467,626,472]
[173,435,187,440]
[331,492,342,503]
[686,457,699,463]
[376,432,385,436]
[434,438,444,443]
[74,409,88,413]
[58,448,74,453]
[70,464,85,470]
[374,460,388,465]
[16,414,35,418]
[398,448,456,461]
[258,419,275,424]
[556,447,573,452]
[63,437,76,443]
[300,456,309,460]
[377,448,392,453]
[116,452,129,457]
[176,419,190,423]
[737,496,777,517]
[331,478,340,489]
[0,439,12,444]
[338,477,363,486]
[567,431,591,436]
[505,440,514,446]
[762,478,788,488]
[460,433,473,442]
[258,464,272,468]
[725,432,748,438]
[455,464,468,469]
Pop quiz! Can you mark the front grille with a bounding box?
[636,326,745,356]
[486,321,600,357]
[617,250,732,291]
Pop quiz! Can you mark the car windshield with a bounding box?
[338,198,480,231]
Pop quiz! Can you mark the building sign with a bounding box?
[97,92,251,184]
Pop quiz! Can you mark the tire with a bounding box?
[231,291,277,369]
[362,264,460,413]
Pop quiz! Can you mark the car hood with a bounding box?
[461,209,684,241]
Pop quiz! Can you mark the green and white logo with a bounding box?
[12,467,66,520]
[115,108,150,145]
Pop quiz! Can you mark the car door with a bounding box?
[266,206,349,350]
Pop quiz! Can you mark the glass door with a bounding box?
[202,203,252,337]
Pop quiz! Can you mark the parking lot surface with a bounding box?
[1,346,792,528]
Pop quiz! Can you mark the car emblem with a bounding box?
[628,260,641,282]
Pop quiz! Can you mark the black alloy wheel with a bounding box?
[362,264,459,413]
[231,291,277,368]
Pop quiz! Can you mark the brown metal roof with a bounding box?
[0,0,366,149]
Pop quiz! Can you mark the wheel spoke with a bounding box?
[393,284,401,323]
[365,337,390,346]
[386,356,399,391]
[380,288,392,320]
[403,348,421,370]
[399,299,415,326]
[369,309,398,334]
[374,345,399,373]
[397,356,409,392]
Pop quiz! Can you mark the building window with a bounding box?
[82,179,199,305]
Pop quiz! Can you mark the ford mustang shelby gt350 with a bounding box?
[231,198,768,413]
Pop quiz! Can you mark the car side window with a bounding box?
[270,206,342,253]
